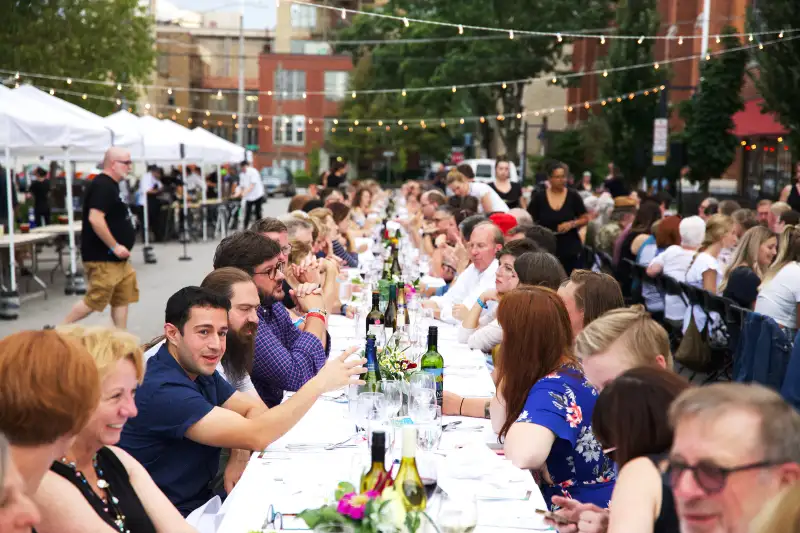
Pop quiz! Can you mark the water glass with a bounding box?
[416,406,443,451]
[357,392,387,433]
[436,490,478,533]
[409,372,435,393]
[409,389,436,421]
[379,380,403,417]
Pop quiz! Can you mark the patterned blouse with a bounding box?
[514,365,616,510]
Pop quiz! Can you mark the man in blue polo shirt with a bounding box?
[120,286,366,516]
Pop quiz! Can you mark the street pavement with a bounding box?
[0,196,291,341]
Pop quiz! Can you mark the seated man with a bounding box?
[423,221,502,324]
[213,231,331,407]
[119,286,365,516]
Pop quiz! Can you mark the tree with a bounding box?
[679,30,746,185]
[333,0,612,161]
[749,3,800,157]
[1,0,155,116]
[599,0,662,183]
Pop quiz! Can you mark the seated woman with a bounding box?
[445,168,509,214]
[547,366,689,532]
[0,431,40,531]
[491,287,615,509]
[755,225,800,333]
[682,214,737,337]
[637,216,681,322]
[35,326,196,533]
[286,238,349,318]
[720,226,777,309]
[350,187,375,229]
[457,240,546,351]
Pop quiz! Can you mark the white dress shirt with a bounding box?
[137,172,162,207]
[431,259,499,324]
[239,166,265,202]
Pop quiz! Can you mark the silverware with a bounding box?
[285,434,357,451]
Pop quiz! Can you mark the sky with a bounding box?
[160,0,277,30]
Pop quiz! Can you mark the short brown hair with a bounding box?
[514,252,567,289]
[201,267,254,301]
[288,194,312,213]
[565,270,625,327]
[329,202,351,224]
[288,238,312,265]
[0,330,100,446]
[57,325,145,384]
[593,366,689,467]
[249,217,287,235]
[575,305,672,368]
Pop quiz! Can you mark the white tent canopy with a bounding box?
[155,118,230,163]
[14,86,143,157]
[189,127,245,163]
[104,111,184,161]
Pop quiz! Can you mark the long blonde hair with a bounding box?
[761,225,800,286]
[688,214,733,269]
[718,226,776,292]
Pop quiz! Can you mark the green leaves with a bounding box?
[680,29,746,186]
[1,0,155,116]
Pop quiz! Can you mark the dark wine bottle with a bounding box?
[364,333,382,388]
[359,431,387,493]
[366,290,385,339]
[421,326,444,407]
[384,283,398,339]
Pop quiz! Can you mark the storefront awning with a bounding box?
[733,99,789,137]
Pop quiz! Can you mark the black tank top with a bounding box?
[51,447,157,533]
[788,184,800,213]
[647,454,680,533]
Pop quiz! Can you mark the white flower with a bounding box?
[377,487,409,532]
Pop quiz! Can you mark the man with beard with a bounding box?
[120,286,365,515]
[213,231,330,408]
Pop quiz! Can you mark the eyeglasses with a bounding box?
[280,245,292,256]
[254,262,285,280]
[114,160,133,166]
[261,505,302,531]
[664,458,784,495]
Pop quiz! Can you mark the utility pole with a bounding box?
[700,0,711,58]
[237,0,245,147]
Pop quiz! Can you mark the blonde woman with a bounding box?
[755,225,800,331]
[719,226,777,309]
[445,168,509,213]
[286,239,348,318]
[682,214,738,335]
[36,326,196,533]
[750,484,800,533]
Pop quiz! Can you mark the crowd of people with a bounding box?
[2,150,800,533]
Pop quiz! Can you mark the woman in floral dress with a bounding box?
[490,286,616,510]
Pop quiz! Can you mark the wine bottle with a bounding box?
[421,326,444,408]
[360,431,387,493]
[384,283,398,340]
[396,283,409,327]
[366,290,385,339]
[390,249,402,278]
[395,426,427,511]
[364,333,382,388]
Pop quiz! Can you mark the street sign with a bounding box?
[652,118,668,166]
[451,148,465,165]
[383,151,395,158]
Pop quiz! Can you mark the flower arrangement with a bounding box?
[299,480,426,533]
[378,336,418,382]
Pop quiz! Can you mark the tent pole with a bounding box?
[2,147,19,319]
[63,151,85,295]
[201,162,208,242]
[179,155,191,261]
[217,163,225,238]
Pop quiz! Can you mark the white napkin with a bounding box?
[186,495,223,533]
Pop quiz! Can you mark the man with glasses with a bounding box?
[63,147,138,329]
[213,231,330,408]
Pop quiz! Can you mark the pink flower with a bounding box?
[565,403,582,427]
[336,492,379,520]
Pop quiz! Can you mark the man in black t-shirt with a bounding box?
[28,167,51,227]
[63,147,139,329]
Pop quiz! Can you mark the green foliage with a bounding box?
[599,0,662,183]
[679,29,746,184]
[748,4,800,157]
[545,118,612,181]
[1,0,155,116]
[333,0,612,161]
[294,170,312,187]
[309,146,322,179]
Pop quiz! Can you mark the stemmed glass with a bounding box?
[379,380,403,418]
[416,405,443,451]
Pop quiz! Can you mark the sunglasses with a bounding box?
[664,458,783,495]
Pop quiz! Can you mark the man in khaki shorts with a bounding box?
[63,147,139,328]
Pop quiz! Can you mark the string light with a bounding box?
[351,91,357,98]
[516,113,522,119]
[403,17,409,27]
[654,63,659,69]
[334,119,339,124]
[779,136,784,143]
[340,8,346,19]
[459,118,465,124]
[567,106,573,113]
[81,94,87,100]
[167,88,173,95]
[116,83,122,91]
[349,127,354,132]
[741,140,747,146]
[600,36,606,44]
[556,33,562,42]
[398,119,403,125]
[378,120,383,126]
[176,107,181,113]
[49,89,54,95]
[479,116,485,123]
[552,77,558,84]
[509,30,514,39]
[716,35,721,44]
[749,34,754,42]
[584,102,590,109]
[66,78,72,84]
[386,126,391,131]
[206,110,211,116]
[401,89,407,97]
[601,101,606,106]
[637,35,644,44]
[705,53,711,60]
[677,36,683,45]
[232,113,237,119]
[217,90,222,98]
[603,70,608,77]
[452,86,457,92]
[14,72,19,79]
[354,120,359,126]
[458,25,463,35]
[441,121,446,128]
[145,103,151,110]
[502,82,507,89]
[403,125,408,130]
[759,43,764,50]
[780,31,785,38]
[302,92,307,99]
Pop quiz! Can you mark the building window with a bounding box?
[277,159,306,173]
[272,115,306,146]
[210,125,232,142]
[291,5,316,28]
[324,71,348,101]
[245,93,258,114]
[157,54,169,76]
[209,92,229,112]
[274,70,306,100]
[245,126,259,148]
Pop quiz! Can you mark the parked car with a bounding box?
[261,167,296,197]
[462,158,520,183]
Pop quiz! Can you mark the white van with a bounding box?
[462,158,520,184]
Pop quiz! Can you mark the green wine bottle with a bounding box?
[421,326,444,408]
[359,430,387,493]
[366,291,385,339]
[384,283,398,341]
[395,426,427,511]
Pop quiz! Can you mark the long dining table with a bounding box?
[214,300,549,533]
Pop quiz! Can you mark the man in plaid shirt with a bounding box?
[213,231,331,407]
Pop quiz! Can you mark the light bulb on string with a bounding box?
[348,127,353,132]
[351,91,356,99]
[331,127,336,133]
[749,34,754,42]
[258,115,263,121]
[452,86,457,93]
[398,119,403,125]
[509,30,514,40]
[217,90,222,98]
[232,114,237,119]
[341,8,346,19]
[616,97,622,103]
[458,25,463,35]
[600,36,606,44]
[479,116,485,123]
[401,89,407,97]
[267,90,273,96]
[206,110,211,116]
[334,119,339,125]
[167,88,173,95]
[705,53,711,60]
[534,111,540,116]
[402,17,409,27]
[759,43,764,50]
[637,35,644,44]
[302,92,307,99]
[552,77,558,84]
[629,93,635,100]
[779,31,784,38]
[601,101,607,106]
[354,120,359,126]
[403,125,408,130]
[516,113,522,119]
[145,103,151,110]
[378,120,383,126]
[567,106,573,113]
[49,89,55,95]
[556,33,562,43]
[645,90,650,96]
[501,82,507,89]
[654,62,659,69]
[308,118,313,124]
[716,35,721,44]
[67,78,72,85]
[82,94,87,100]
[603,70,608,77]
[677,36,683,45]
[441,121,446,128]
[584,102,590,109]
[117,83,122,91]
[14,72,19,79]
[459,118,465,124]
[176,107,181,114]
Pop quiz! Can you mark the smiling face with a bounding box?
[671,410,791,533]
[166,306,229,378]
[83,359,139,447]
[495,254,519,294]
[758,237,778,268]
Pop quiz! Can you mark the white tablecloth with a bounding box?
[216,315,547,533]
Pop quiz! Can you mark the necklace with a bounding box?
[59,454,129,533]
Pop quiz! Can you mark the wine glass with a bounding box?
[409,389,436,422]
[409,372,435,393]
[437,490,478,533]
[416,406,443,451]
[379,380,403,418]
[357,392,387,436]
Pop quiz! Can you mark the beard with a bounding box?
[221,321,257,385]
[259,288,277,308]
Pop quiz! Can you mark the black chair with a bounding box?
[661,276,687,349]
[596,251,615,276]
[623,258,645,305]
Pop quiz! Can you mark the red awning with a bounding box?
[733,99,789,137]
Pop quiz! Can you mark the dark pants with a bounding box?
[34,209,50,227]
[244,197,264,228]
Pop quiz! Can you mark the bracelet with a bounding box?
[306,312,327,325]
[459,398,465,416]
[476,297,488,310]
